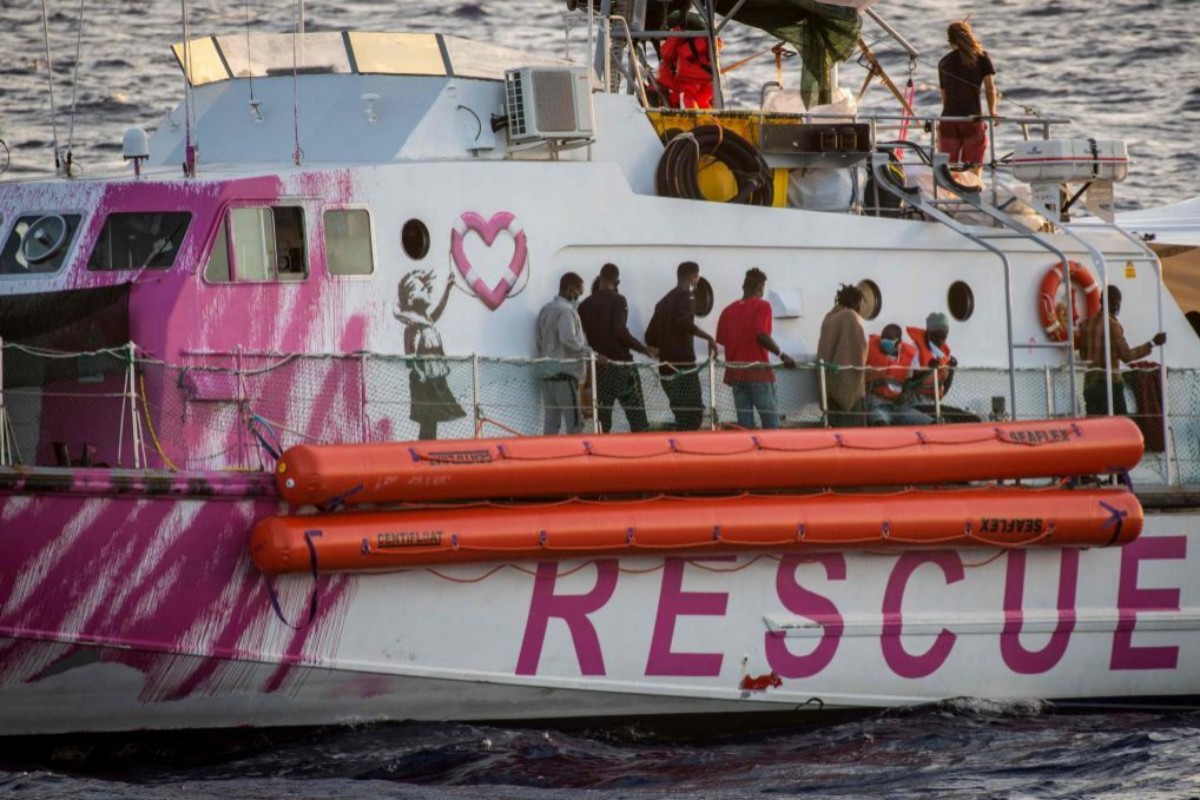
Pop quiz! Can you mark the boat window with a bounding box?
[231,206,307,282]
[87,212,192,271]
[211,32,351,82]
[857,279,882,320]
[325,209,374,276]
[204,220,231,283]
[348,32,447,76]
[204,206,307,284]
[948,281,975,321]
[402,219,430,260]
[0,213,82,276]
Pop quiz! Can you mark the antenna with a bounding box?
[39,0,61,173]
[65,0,86,177]
[291,0,303,165]
[180,0,196,176]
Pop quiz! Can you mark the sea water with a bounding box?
[2,1,1199,797]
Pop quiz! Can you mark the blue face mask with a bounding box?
[880,338,899,356]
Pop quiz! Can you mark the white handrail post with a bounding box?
[708,358,718,431]
[933,367,943,424]
[588,353,600,434]
[359,352,370,443]
[1045,364,1054,418]
[471,354,482,438]
[127,341,145,469]
[818,362,830,428]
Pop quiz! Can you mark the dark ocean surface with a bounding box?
[4,701,1200,799]
[3,1,1200,797]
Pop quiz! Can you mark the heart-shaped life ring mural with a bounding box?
[450,211,529,311]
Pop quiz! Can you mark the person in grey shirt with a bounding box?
[536,272,606,434]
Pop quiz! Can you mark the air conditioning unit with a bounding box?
[505,66,594,144]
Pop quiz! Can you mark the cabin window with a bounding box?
[0,213,82,275]
[948,281,975,322]
[87,212,192,271]
[402,219,430,260]
[857,279,882,320]
[202,205,307,283]
[325,209,374,276]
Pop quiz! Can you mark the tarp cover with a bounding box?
[713,0,862,107]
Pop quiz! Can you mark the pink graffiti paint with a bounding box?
[515,560,618,676]
[1000,549,1079,675]
[766,554,846,679]
[645,556,733,677]
[1111,536,1187,670]
[0,491,355,702]
[881,551,964,679]
[450,212,528,310]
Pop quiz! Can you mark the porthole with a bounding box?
[401,219,429,260]
[694,276,714,317]
[856,279,881,321]
[948,280,975,321]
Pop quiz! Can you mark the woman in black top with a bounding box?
[937,20,997,176]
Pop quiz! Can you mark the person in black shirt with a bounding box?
[937,19,997,176]
[578,263,658,433]
[645,261,717,431]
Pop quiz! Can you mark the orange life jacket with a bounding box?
[865,334,918,400]
[906,326,952,399]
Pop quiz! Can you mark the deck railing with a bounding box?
[0,341,1191,487]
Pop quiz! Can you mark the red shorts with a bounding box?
[938,120,988,165]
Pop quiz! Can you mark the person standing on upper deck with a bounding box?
[817,284,867,427]
[645,261,717,431]
[536,272,605,435]
[578,263,658,433]
[938,19,998,176]
[1078,285,1166,416]
[716,268,795,429]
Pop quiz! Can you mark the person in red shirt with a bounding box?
[716,268,795,429]
[657,13,722,109]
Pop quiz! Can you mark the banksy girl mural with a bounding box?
[394,266,465,440]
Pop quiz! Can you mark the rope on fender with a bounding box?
[656,125,774,207]
[266,528,322,630]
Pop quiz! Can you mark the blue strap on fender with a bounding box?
[1099,501,1128,547]
[267,529,322,630]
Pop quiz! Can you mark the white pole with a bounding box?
[471,354,482,437]
[0,336,8,467]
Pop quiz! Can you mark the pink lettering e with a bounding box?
[766,554,846,679]
[645,556,733,676]
[881,551,963,679]
[516,560,618,676]
[1111,536,1187,670]
[1001,549,1079,674]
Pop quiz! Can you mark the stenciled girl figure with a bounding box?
[394,267,465,440]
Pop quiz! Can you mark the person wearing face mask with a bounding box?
[906,312,979,423]
[645,261,718,431]
[536,272,606,434]
[865,324,932,427]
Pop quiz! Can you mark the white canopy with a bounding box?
[1116,196,1200,248]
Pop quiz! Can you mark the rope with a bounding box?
[266,529,321,629]
[139,373,180,472]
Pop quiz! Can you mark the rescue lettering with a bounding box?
[377,530,443,548]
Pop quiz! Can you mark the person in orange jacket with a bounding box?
[864,324,932,426]
[657,13,722,109]
[905,312,980,423]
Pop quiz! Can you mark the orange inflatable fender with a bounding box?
[250,488,1144,574]
[274,418,1144,507]
[1039,260,1102,342]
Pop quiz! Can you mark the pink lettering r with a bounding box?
[1111,536,1187,670]
[1001,549,1079,674]
[516,560,618,676]
[766,554,846,679]
[881,551,963,679]
[645,556,733,677]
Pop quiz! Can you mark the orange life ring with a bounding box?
[1038,261,1102,342]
